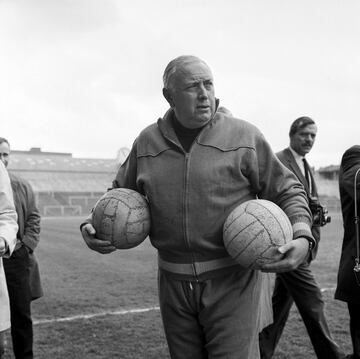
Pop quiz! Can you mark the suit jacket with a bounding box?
[335,145,360,303]
[276,148,320,260]
[8,173,43,300]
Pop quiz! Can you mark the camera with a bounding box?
[308,196,331,227]
[354,262,360,287]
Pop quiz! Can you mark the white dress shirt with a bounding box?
[288,146,312,193]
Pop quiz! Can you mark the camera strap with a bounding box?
[353,168,360,285]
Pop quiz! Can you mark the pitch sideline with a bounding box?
[33,286,336,325]
[33,306,160,325]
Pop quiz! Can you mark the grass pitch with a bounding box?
[2,213,353,358]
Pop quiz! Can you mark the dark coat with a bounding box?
[9,173,43,300]
[335,145,360,303]
[276,148,320,260]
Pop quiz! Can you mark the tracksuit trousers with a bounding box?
[158,268,267,359]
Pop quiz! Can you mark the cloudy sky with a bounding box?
[1,0,359,168]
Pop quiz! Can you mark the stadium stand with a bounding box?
[8,147,129,216]
[8,147,340,216]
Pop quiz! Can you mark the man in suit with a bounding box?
[335,145,360,359]
[259,117,344,359]
[0,137,43,359]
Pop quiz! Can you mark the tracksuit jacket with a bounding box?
[113,107,315,281]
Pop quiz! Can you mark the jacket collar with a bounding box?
[157,98,220,146]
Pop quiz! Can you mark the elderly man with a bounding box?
[0,160,18,358]
[81,55,316,359]
[259,117,343,359]
[335,145,360,359]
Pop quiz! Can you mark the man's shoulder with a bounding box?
[342,145,360,159]
[341,145,360,171]
[9,172,33,190]
[136,121,165,146]
[275,148,291,160]
[133,120,170,157]
[214,111,259,131]
[211,113,264,142]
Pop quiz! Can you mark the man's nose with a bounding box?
[197,83,208,98]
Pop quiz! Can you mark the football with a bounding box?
[223,199,293,269]
[92,188,150,249]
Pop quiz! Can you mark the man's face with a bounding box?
[290,124,317,156]
[166,60,216,129]
[0,142,10,168]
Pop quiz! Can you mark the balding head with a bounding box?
[163,55,212,91]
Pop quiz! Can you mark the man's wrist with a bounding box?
[297,236,316,262]
[0,238,8,256]
[80,221,91,232]
[304,236,315,251]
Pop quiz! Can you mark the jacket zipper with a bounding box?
[184,152,199,282]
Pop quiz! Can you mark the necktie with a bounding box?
[303,158,310,187]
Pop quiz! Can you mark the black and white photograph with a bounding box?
[1,0,359,358]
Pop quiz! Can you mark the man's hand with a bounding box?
[81,223,117,254]
[261,237,309,273]
[0,238,5,257]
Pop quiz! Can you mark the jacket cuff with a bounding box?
[22,238,36,252]
[291,221,317,250]
[80,214,93,233]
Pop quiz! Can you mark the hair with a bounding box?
[289,116,316,137]
[0,137,9,146]
[162,55,210,91]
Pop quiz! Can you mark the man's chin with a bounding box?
[195,117,211,126]
[195,112,213,123]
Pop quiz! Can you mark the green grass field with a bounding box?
[2,213,353,358]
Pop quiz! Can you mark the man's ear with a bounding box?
[163,88,175,107]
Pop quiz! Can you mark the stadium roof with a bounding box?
[10,171,115,192]
[7,148,122,193]
[9,148,117,173]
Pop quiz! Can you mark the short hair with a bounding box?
[163,55,210,90]
[289,116,316,137]
[0,137,9,147]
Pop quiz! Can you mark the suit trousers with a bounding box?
[0,330,5,358]
[259,262,343,359]
[348,302,360,358]
[3,246,33,359]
